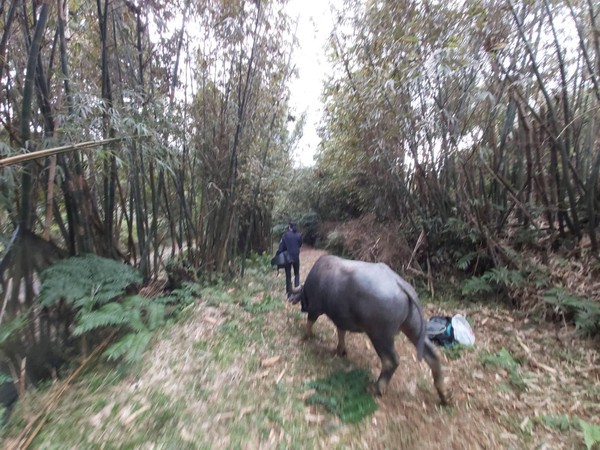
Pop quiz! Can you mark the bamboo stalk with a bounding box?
[43,155,56,240]
[0,136,147,169]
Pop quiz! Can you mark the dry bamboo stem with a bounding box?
[10,331,117,450]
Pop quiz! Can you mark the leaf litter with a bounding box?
[2,248,598,449]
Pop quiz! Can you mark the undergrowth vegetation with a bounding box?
[305,369,378,424]
[316,215,600,339]
[480,348,528,393]
[1,249,599,449]
[39,254,197,364]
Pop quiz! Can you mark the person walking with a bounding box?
[276,221,303,298]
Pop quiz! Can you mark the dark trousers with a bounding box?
[285,260,300,297]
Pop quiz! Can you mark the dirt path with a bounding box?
[299,246,328,281]
[4,247,598,449]
[291,247,599,449]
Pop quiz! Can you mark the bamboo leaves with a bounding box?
[316,0,600,259]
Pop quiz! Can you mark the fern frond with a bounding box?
[73,302,129,336]
[0,315,27,344]
[173,282,202,302]
[580,419,600,450]
[127,307,146,333]
[145,302,167,331]
[39,254,142,308]
[542,288,600,337]
[0,373,12,384]
[123,295,146,310]
[122,295,154,332]
[104,331,152,364]
[488,267,524,287]
[461,277,493,295]
[152,294,177,305]
[456,253,476,271]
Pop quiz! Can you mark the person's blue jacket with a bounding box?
[278,228,302,262]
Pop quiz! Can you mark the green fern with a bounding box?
[73,302,130,336]
[74,295,171,334]
[40,255,198,364]
[484,267,525,287]
[74,291,194,362]
[543,288,600,337]
[104,331,152,364]
[171,282,201,305]
[456,252,477,271]
[39,254,142,308]
[580,419,600,450]
[480,348,527,392]
[444,217,482,243]
[462,276,494,295]
[0,373,12,384]
[0,315,27,345]
[462,268,525,296]
[145,302,167,331]
[122,295,166,331]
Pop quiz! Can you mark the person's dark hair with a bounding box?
[289,221,297,232]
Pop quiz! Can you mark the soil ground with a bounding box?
[295,249,599,449]
[2,247,599,449]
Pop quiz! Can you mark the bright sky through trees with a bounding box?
[286,0,339,167]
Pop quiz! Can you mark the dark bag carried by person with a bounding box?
[271,251,292,269]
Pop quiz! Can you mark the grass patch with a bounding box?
[480,348,528,392]
[535,414,574,432]
[305,369,377,424]
[242,293,283,314]
[441,343,473,360]
[580,419,600,450]
[202,284,235,306]
[86,365,127,393]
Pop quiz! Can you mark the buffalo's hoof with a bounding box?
[439,390,452,406]
[335,347,347,357]
[367,383,383,396]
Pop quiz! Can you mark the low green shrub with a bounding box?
[542,288,600,337]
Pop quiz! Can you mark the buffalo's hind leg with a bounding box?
[336,328,347,356]
[367,333,399,396]
[423,339,450,405]
[402,320,450,405]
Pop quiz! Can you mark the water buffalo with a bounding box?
[289,255,449,404]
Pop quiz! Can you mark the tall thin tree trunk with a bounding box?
[0,0,19,84]
[20,0,51,229]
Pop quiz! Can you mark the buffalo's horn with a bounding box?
[291,284,303,294]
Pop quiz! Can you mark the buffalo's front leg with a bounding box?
[336,328,347,356]
[367,334,399,396]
